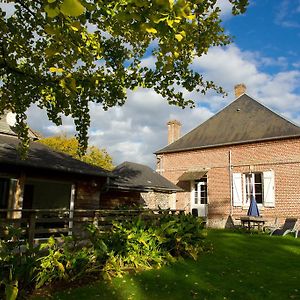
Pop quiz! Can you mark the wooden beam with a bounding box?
[12,174,26,219]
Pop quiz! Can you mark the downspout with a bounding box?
[229,150,233,216]
[68,184,76,236]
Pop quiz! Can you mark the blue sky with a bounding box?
[24,0,300,167]
[226,0,300,75]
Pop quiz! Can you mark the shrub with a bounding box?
[102,217,166,279]
[0,213,208,296]
[157,214,208,259]
[35,236,98,288]
[0,225,39,300]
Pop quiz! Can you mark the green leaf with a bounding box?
[70,21,81,31]
[44,5,60,18]
[175,33,183,41]
[167,19,174,28]
[60,0,85,17]
[5,283,18,300]
[145,27,157,34]
[49,67,64,73]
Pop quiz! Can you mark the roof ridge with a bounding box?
[243,93,300,128]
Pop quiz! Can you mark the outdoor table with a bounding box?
[240,216,265,231]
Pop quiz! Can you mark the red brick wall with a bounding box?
[158,138,300,227]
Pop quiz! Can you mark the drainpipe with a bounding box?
[68,184,76,236]
[229,150,233,216]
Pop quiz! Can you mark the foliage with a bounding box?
[0,214,208,296]
[102,218,166,279]
[39,135,114,170]
[39,230,300,300]
[158,214,207,259]
[0,225,39,300]
[35,236,98,288]
[86,214,208,280]
[0,0,248,154]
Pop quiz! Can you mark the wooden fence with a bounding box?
[0,208,185,245]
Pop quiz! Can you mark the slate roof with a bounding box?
[156,94,300,154]
[0,134,112,178]
[109,161,182,192]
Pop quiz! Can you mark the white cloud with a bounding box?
[275,0,300,28]
[0,3,16,18]
[27,44,300,168]
[216,0,233,19]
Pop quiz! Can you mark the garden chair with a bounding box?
[270,218,298,236]
[263,217,279,233]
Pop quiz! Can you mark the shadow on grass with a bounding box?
[32,230,300,300]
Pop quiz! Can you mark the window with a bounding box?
[232,171,275,208]
[244,173,263,205]
[194,177,207,205]
[156,155,163,174]
[0,178,10,218]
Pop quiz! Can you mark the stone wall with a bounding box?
[141,191,176,210]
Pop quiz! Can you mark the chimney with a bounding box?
[234,83,246,98]
[167,120,181,145]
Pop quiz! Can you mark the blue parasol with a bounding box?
[247,195,260,217]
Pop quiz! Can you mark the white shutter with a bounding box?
[263,170,275,207]
[232,173,243,207]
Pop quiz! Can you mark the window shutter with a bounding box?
[263,170,275,207]
[232,173,243,207]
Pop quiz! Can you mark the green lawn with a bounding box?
[32,230,300,300]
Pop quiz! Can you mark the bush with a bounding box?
[35,236,99,288]
[0,225,39,300]
[158,214,207,259]
[88,214,208,280]
[0,214,208,297]
[102,218,166,279]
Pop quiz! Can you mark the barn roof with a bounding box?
[0,134,111,178]
[109,161,182,192]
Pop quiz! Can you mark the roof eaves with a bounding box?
[0,157,113,178]
[155,134,300,154]
[108,183,181,192]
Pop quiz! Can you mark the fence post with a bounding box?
[28,211,36,247]
[93,211,99,227]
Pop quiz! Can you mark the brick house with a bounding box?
[155,84,300,227]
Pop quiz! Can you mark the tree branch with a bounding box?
[14,0,35,18]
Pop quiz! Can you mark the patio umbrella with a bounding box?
[247,195,260,217]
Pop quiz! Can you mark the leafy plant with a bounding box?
[157,214,208,259]
[102,218,166,279]
[0,225,39,300]
[35,236,98,288]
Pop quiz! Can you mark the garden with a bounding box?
[0,214,207,299]
[1,215,300,300]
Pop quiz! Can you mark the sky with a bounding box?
[25,0,300,168]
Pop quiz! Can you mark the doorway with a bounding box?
[191,177,208,217]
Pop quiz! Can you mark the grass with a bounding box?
[31,230,300,300]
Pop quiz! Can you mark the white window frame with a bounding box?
[233,171,275,208]
[193,178,208,205]
[243,172,263,207]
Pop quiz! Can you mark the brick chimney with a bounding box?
[167,120,181,145]
[234,83,246,98]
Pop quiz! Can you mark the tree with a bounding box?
[0,0,248,154]
[39,135,114,170]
